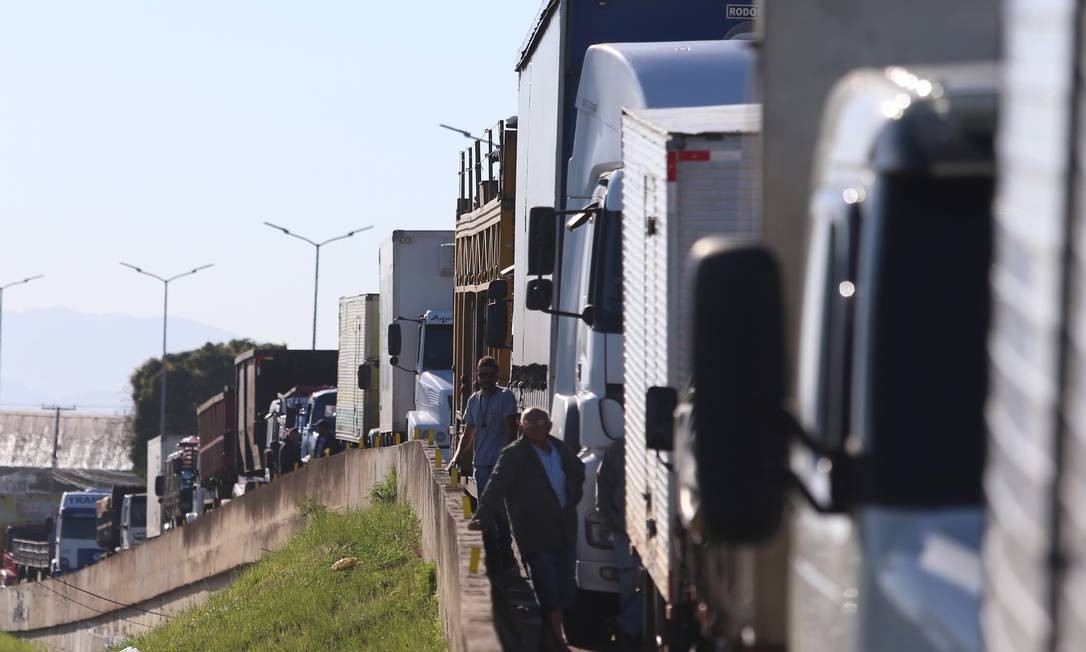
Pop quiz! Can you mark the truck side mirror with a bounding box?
[488,279,508,301]
[357,362,373,390]
[525,278,553,311]
[154,476,164,497]
[485,301,508,348]
[689,239,787,544]
[387,323,402,356]
[527,207,558,276]
[645,387,678,451]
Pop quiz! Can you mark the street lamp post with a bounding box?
[120,262,214,437]
[262,223,373,349]
[0,274,44,406]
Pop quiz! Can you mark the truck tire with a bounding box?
[564,588,617,647]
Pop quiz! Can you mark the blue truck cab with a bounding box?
[51,489,110,575]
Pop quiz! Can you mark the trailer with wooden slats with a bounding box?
[452,119,516,431]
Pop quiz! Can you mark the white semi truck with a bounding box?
[520,39,755,644]
[662,63,996,651]
[378,230,455,453]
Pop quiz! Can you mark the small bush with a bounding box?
[297,498,328,518]
[371,470,398,504]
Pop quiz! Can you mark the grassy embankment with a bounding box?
[119,472,446,651]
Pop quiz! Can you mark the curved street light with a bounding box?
[120,262,214,437]
[263,222,373,349]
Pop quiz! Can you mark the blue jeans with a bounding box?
[525,545,577,613]
[475,464,514,572]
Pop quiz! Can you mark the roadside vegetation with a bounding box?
[0,632,37,652]
[118,472,446,651]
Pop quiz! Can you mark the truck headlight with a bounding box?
[584,509,614,549]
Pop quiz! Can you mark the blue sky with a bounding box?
[0,1,541,351]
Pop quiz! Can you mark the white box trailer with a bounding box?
[336,294,380,444]
[378,230,454,441]
[621,104,761,603]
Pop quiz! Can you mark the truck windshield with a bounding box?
[60,517,97,541]
[129,498,147,526]
[422,325,453,371]
[311,394,336,424]
[588,209,623,333]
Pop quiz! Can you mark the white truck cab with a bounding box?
[405,309,454,449]
[379,230,455,453]
[119,493,147,550]
[673,63,995,650]
[52,489,109,575]
[523,39,755,640]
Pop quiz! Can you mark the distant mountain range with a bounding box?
[0,308,239,411]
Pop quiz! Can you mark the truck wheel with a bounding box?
[563,588,617,647]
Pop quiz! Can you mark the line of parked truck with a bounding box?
[2,486,145,584]
[436,0,1069,650]
[6,1,1083,649]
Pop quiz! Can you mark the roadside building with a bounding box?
[0,411,138,530]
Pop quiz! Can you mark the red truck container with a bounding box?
[197,388,237,501]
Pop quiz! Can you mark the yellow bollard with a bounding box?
[435,449,443,469]
[450,466,460,487]
[294,462,300,471]
[395,432,402,445]
[463,495,473,519]
[468,547,481,574]
[427,429,434,445]
[374,436,380,449]
[414,427,422,440]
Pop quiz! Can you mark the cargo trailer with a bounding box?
[336,294,380,444]
[621,103,761,623]
[196,388,236,501]
[452,120,516,438]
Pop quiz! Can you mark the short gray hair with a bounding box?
[521,407,550,422]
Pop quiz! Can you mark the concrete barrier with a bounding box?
[1,442,501,651]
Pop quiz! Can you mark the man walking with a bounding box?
[452,356,518,573]
[278,427,302,475]
[312,419,342,458]
[470,407,585,651]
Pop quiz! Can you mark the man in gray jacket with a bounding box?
[470,407,585,651]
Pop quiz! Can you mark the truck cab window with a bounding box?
[589,209,623,333]
[60,518,96,541]
[818,203,860,447]
[130,498,147,527]
[859,174,992,503]
[423,325,453,371]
